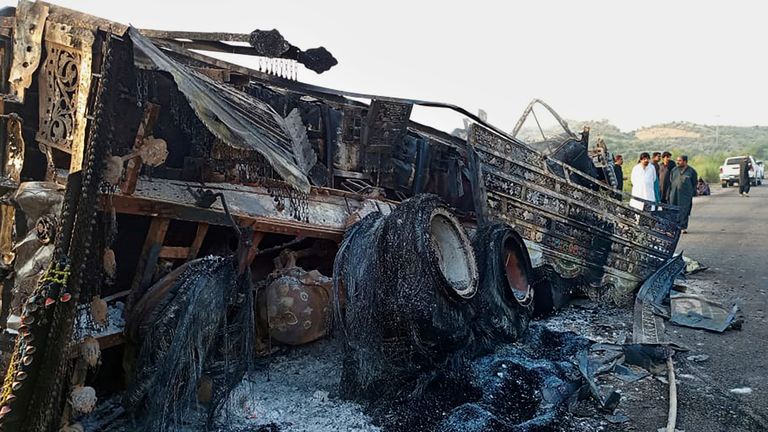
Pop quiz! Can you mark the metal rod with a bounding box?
[215,192,241,239]
[666,356,678,432]
[531,108,547,141]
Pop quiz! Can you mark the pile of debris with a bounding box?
[0,2,696,431]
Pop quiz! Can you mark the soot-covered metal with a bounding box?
[0,2,684,431]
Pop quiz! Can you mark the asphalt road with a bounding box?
[667,183,768,431]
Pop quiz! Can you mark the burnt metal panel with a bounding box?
[361,100,413,183]
[632,254,685,344]
[130,27,312,193]
[7,0,48,102]
[468,124,681,299]
[335,105,366,173]
[36,21,94,172]
[107,178,395,241]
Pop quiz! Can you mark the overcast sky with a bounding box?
[4,0,766,133]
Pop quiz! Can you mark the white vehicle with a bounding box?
[719,155,761,187]
[756,160,766,180]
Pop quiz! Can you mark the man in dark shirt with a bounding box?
[652,152,662,202]
[658,151,675,203]
[670,155,698,233]
[613,154,624,191]
[739,158,753,197]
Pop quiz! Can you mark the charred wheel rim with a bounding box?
[428,207,478,299]
[503,234,533,306]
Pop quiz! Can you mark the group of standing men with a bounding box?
[614,152,697,234]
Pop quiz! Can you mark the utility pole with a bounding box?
[716,124,719,148]
[715,115,720,148]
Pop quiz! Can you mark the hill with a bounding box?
[518,120,768,182]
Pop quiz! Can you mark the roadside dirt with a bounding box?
[619,185,768,432]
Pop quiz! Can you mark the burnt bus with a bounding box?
[0,2,679,430]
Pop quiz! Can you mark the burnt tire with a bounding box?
[378,195,478,356]
[530,265,575,317]
[469,223,533,349]
[333,195,478,398]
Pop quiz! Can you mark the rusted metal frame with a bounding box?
[245,181,379,202]
[103,194,344,241]
[138,176,390,210]
[530,108,547,141]
[558,160,679,217]
[102,289,130,302]
[553,155,646,210]
[153,38,261,56]
[558,160,660,208]
[154,222,207,260]
[490,190,663,278]
[484,167,672,259]
[209,47,641,221]
[320,105,336,187]
[91,332,124,350]
[139,29,251,43]
[66,333,124,359]
[518,217,654,283]
[120,102,159,195]
[187,222,209,259]
[124,217,170,313]
[492,160,671,244]
[158,246,189,259]
[466,147,489,224]
[147,38,522,146]
[0,17,14,38]
[0,116,23,269]
[530,233,638,280]
[470,127,678,280]
[511,98,576,139]
[7,0,48,102]
[472,125,680,235]
[35,19,95,172]
[361,100,413,185]
[44,4,128,35]
[237,230,265,275]
[194,67,232,83]
[0,36,14,326]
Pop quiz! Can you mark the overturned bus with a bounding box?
[0,1,680,430]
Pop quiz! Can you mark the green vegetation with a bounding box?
[523,120,768,183]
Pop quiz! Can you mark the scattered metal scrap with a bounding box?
[628,254,685,432]
[682,255,708,274]
[633,254,685,345]
[670,292,741,332]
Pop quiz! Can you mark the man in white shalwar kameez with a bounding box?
[630,152,657,210]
